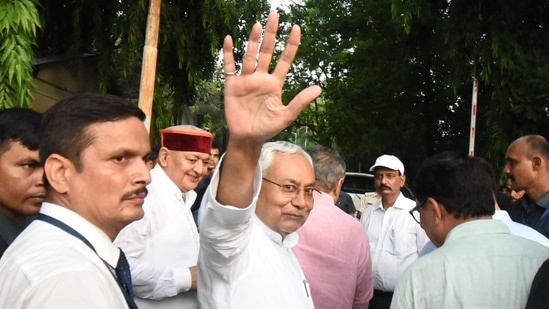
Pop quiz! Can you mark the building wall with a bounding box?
[31,56,99,112]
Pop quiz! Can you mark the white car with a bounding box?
[342,172,380,219]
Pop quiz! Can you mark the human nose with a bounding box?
[503,163,510,174]
[291,189,308,209]
[135,159,151,185]
[193,161,207,175]
[34,167,45,186]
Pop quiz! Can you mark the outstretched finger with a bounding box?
[256,12,280,73]
[222,35,236,76]
[285,85,322,119]
[272,25,301,81]
[241,22,263,75]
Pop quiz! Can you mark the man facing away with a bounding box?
[360,154,428,309]
[293,146,373,309]
[0,108,44,258]
[504,135,549,238]
[114,125,212,308]
[0,93,151,308]
[197,12,322,308]
[391,151,549,308]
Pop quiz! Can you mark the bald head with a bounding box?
[504,135,549,201]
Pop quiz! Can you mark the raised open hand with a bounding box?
[222,12,321,143]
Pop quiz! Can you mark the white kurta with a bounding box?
[197,161,315,309]
[114,165,199,309]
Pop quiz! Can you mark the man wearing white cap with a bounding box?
[359,154,428,309]
[114,125,212,309]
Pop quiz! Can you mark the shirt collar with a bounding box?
[492,210,512,222]
[375,192,407,211]
[252,215,299,248]
[151,164,198,208]
[536,192,549,209]
[39,202,120,268]
[444,219,510,244]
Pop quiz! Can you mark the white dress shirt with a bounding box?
[0,202,128,308]
[114,165,199,309]
[197,161,315,309]
[360,193,428,292]
[493,210,549,246]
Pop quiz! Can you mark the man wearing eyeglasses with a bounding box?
[359,154,428,309]
[196,12,321,308]
[391,151,549,309]
[198,141,316,308]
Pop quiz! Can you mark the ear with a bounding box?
[399,174,406,187]
[44,154,73,194]
[158,147,169,168]
[334,177,344,197]
[531,156,542,171]
[428,197,445,224]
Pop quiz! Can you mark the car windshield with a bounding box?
[342,173,376,194]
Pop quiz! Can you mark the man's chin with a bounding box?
[280,221,305,234]
[125,208,145,223]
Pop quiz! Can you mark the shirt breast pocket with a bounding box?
[388,228,416,258]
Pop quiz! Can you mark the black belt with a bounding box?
[373,289,394,297]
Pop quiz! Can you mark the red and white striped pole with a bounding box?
[468,75,478,156]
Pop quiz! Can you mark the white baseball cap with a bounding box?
[369,154,405,174]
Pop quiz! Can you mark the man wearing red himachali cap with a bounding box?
[114,125,212,309]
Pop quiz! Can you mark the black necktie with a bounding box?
[116,249,134,299]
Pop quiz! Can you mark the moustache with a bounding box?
[121,187,148,201]
[379,185,392,191]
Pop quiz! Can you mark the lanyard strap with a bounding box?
[36,213,138,309]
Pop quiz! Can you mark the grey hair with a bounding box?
[308,146,346,192]
[260,141,313,174]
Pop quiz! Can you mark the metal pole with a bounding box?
[304,126,308,148]
[468,75,478,156]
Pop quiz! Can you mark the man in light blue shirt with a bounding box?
[392,152,549,309]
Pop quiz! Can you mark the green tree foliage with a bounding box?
[282,0,549,182]
[33,0,268,131]
[0,0,41,108]
[190,77,227,149]
[391,0,549,176]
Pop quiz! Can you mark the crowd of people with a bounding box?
[1,10,549,309]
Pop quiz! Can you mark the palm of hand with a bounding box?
[224,73,290,142]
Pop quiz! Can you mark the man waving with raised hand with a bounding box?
[197,12,322,309]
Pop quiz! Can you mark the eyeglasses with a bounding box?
[262,177,317,202]
[409,199,428,224]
